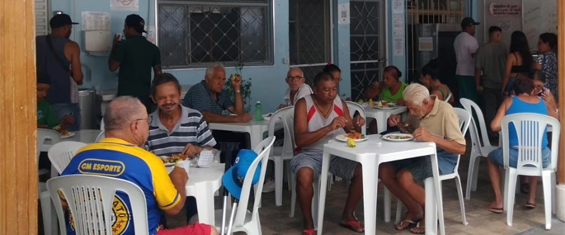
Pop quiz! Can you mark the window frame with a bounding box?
[156,0,275,69]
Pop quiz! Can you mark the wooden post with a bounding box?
[0,0,38,234]
[559,0,565,184]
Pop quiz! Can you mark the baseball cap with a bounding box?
[222,149,262,200]
[50,14,79,29]
[125,14,147,33]
[461,17,480,29]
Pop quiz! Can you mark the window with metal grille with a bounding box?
[157,0,273,68]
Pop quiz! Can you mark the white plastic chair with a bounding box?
[48,141,87,178]
[37,129,61,176]
[393,108,471,228]
[445,92,452,103]
[267,107,294,206]
[95,130,105,142]
[47,174,149,234]
[460,98,499,199]
[215,136,276,235]
[501,113,560,230]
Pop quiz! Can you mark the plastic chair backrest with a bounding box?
[451,108,472,174]
[48,141,87,175]
[95,130,105,142]
[345,101,367,135]
[47,175,149,235]
[460,98,494,152]
[501,113,560,172]
[37,129,61,159]
[267,107,294,155]
[282,108,296,149]
[235,136,276,226]
[100,119,105,130]
[445,92,453,103]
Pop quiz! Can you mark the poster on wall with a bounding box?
[393,16,404,36]
[393,37,404,56]
[145,26,156,45]
[338,3,350,25]
[392,0,404,14]
[489,3,521,17]
[111,0,139,11]
[81,12,111,31]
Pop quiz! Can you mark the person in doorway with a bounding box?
[62,96,218,235]
[454,17,480,105]
[36,13,83,131]
[419,59,454,103]
[146,73,217,222]
[485,74,558,213]
[474,26,508,139]
[502,31,533,97]
[109,14,162,113]
[534,32,558,101]
[381,84,465,234]
[278,67,313,109]
[291,71,366,234]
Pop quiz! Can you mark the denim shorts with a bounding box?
[290,150,359,180]
[489,147,551,168]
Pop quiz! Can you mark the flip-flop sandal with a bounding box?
[487,207,503,214]
[525,203,536,209]
[394,219,421,230]
[409,222,426,234]
[339,220,364,233]
[302,229,316,235]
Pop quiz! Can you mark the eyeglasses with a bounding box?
[286,76,304,81]
[132,118,150,125]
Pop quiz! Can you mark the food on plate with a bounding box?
[368,99,374,106]
[375,101,396,108]
[347,138,356,148]
[345,131,365,140]
[52,125,69,135]
[161,154,186,164]
[357,99,364,104]
[384,134,412,140]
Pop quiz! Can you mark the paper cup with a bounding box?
[177,160,191,175]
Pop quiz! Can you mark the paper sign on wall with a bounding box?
[489,3,521,17]
[338,3,350,25]
[81,12,110,31]
[393,37,404,56]
[111,0,139,11]
[393,16,404,36]
[392,0,405,14]
[418,37,433,51]
[145,26,156,45]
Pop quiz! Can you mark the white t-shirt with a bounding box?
[284,83,313,106]
[453,32,479,76]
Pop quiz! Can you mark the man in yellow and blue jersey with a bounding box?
[62,96,218,235]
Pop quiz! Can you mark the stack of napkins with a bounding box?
[198,150,214,168]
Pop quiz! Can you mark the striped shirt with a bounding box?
[146,105,217,156]
[182,80,234,114]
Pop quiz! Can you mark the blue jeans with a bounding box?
[51,103,81,131]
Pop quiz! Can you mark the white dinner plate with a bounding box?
[373,103,398,109]
[60,132,75,138]
[381,133,414,142]
[335,134,369,142]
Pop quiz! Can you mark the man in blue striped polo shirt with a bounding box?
[146,73,217,222]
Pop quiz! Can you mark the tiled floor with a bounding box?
[164,140,565,234]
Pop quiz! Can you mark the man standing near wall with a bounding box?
[36,14,83,131]
[475,26,507,140]
[454,17,480,105]
[109,14,162,113]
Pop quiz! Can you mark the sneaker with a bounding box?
[262,178,276,193]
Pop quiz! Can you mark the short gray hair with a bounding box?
[104,96,144,131]
[287,67,304,77]
[403,83,430,106]
[205,63,225,78]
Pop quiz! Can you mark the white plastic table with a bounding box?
[316,135,445,235]
[208,120,270,149]
[185,163,225,225]
[40,129,102,152]
[364,106,408,133]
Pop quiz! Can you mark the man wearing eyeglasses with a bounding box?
[279,68,313,109]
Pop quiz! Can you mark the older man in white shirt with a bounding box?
[454,17,480,105]
[279,67,313,109]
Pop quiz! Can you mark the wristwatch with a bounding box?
[235,90,241,93]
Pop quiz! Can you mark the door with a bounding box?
[289,0,333,85]
[350,0,386,101]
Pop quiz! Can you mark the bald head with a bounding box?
[287,68,304,78]
[104,96,146,131]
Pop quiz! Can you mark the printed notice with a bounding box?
[145,26,156,45]
[392,0,404,14]
[490,3,521,17]
[393,16,404,36]
[338,3,350,24]
[111,0,139,11]
[393,37,404,56]
[418,37,433,51]
[81,12,110,31]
